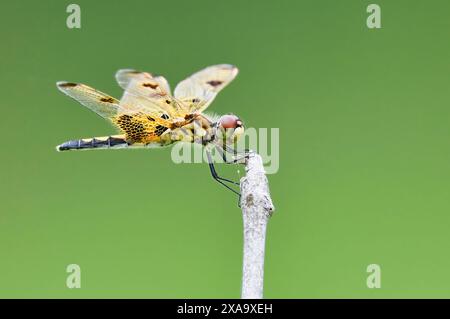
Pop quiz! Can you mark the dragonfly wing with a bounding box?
[115,69,186,118]
[174,64,239,113]
[116,69,171,93]
[57,81,125,122]
[57,81,178,145]
[113,112,174,144]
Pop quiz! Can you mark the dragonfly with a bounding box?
[56,64,250,195]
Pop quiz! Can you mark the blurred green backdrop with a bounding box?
[1,0,450,298]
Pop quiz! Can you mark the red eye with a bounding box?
[220,115,240,129]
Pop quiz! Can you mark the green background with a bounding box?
[1,0,449,298]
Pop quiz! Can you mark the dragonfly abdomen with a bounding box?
[56,135,129,151]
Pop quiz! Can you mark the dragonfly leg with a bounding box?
[206,150,240,195]
[216,144,255,164]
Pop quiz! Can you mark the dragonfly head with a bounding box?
[218,114,245,144]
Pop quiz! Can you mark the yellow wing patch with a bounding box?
[113,113,172,144]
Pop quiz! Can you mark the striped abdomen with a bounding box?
[56,135,130,151]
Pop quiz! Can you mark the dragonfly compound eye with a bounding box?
[220,114,242,129]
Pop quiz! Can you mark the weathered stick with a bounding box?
[240,153,275,299]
